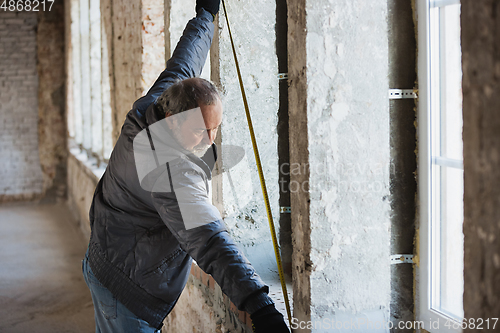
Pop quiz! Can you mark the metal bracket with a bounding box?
[390,254,415,264]
[280,206,291,213]
[277,73,288,80]
[389,89,418,99]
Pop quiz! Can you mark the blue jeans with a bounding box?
[82,252,161,333]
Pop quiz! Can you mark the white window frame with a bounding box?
[68,0,113,165]
[417,0,464,332]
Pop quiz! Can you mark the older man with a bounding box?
[81,1,290,332]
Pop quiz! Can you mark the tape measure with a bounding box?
[221,0,293,327]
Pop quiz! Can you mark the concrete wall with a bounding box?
[288,0,391,331]
[462,0,500,328]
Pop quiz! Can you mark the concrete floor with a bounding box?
[0,202,95,333]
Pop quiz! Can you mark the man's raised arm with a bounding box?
[133,1,219,111]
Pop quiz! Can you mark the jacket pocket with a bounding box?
[142,248,184,278]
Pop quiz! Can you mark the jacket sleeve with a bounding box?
[150,162,274,314]
[132,8,215,112]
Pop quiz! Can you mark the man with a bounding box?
[81,1,290,332]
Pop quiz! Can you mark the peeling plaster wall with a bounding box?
[307,0,391,325]
[289,0,391,331]
[111,0,142,138]
[110,0,164,139]
[215,0,280,283]
[462,0,500,328]
[141,0,165,95]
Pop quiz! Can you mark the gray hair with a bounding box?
[156,77,221,120]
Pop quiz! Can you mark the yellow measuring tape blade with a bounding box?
[221,0,292,327]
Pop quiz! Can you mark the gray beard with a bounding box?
[192,145,211,158]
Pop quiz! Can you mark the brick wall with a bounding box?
[0,11,43,201]
[162,263,253,332]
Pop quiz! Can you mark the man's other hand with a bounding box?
[196,0,221,18]
[250,305,291,333]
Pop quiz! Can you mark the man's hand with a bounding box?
[250,305,291,333]
[196,0,221,18]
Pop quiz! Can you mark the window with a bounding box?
[417,0,464,331]
[68,0,113,165]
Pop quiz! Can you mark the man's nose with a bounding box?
[204,129,217,145]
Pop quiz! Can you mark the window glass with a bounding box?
[69,0,113,163]
[429,1,464,321]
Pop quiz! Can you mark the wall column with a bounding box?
[288,0,391,331]
[37,1,67,200]
[110,0,164,140]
